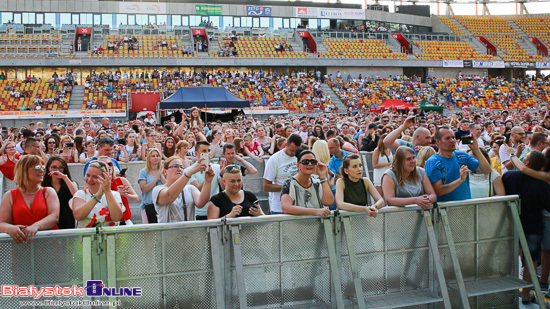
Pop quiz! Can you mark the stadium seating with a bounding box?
[210,75,334,112]
[414,41,495,60]
[510,16,550,50]
[212,37,308,58]
[439,17,466,38]
[88,35,189,58]
[329,77,437,111]
[455,16,544,61]
[0,34,65,58]
[0,79,70,111]
[318,38,407,59]
[433,77,538,109]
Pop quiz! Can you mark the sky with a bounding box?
[320,0,550,15]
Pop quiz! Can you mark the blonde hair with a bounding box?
[416,146,436,168]
[14,155,44,192]
[312,140,330,165]
[146,148,162,172]
[163,156,182,170]
[97,155,117,178]
[60,135,73,144]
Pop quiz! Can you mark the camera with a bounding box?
[66,142,74,148]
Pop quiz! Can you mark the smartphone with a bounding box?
[200,152,210,171]
[120,168,128,177]
[66,142,74,148]
[461,136,474,145]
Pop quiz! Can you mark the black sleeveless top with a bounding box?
[56,184,75,229]
[343,178,369,206]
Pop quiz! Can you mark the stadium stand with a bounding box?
[414,41,495,60]
[329,76,440,111]
[212,36,308,58]
[439,17,466,38]
[88,35,190,58]
[510,16,550,48]
[318,38,408,59]
[432,77,538,109]
[0,34,64,58]
[0,79,71,111]
[454,16,544,61]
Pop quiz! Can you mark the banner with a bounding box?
[473,60,505,68]
[536,62,550,69]
[443,60,464,68]
[463,60,472,68]
[76,27,92,35]
[318,8,366,19]
[295,7,317,18]
[119,2,166,14]
[505,61,535,69]
[247,6,272,17]
[295,8,366,19]
[195,4,222,15]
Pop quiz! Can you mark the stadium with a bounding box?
[0,0,550,308]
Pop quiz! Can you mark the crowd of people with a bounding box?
[1,92,550,302]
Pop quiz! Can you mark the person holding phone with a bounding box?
[59,135,78,163]
[207,164,265,219]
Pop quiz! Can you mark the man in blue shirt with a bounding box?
[425,126,491,202]
[83,138,120,176]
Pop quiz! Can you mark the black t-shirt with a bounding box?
[210,191,258,218]
[503,171,550,235]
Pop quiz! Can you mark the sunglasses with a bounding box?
[224,165,240,173]
[32,165,46,172]
[300,159,318,166]
[49,165,64,171]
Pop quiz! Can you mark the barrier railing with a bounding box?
[0,196,540,308]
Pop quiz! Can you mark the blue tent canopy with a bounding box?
[159,87,250,109]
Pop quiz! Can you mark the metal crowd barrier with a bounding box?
[0,196,540,308]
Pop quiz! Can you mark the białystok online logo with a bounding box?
[1,280,142,299]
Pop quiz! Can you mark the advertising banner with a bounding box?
[463,60,473,68]
[247,6,272,17]
[318,8,366,19]
[536,62,550,69]
[119,2,167,14]
[473,60,505,68]
[443,60,464,68]
[295,7,317,18]
[195,4,222,15]
[504,61,535,68]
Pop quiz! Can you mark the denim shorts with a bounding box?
[523,232,543,263]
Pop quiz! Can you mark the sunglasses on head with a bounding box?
[300,159,318,166]
[224,165,240,173]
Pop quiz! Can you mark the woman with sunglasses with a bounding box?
[0,155,59,243]
[42,155,78,229]
[207,165,264,219]
[152,156,213,223]
[72,160,124,228]
[335,154,384,217]
[0,141,21,181]
[44,135,60,158]
[97,156,139,225]
[280,148,333,218]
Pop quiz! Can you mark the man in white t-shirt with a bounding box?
[188,141,222,220]
[298,121,308,142]
[499,126,528,175]
[263,134,302,214]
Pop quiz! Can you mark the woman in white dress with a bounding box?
[372,134,393,197]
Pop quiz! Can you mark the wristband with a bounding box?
[184,171,190,178]
[320,178,327,183]
[510,153,516,157]
[91,194,101,204]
